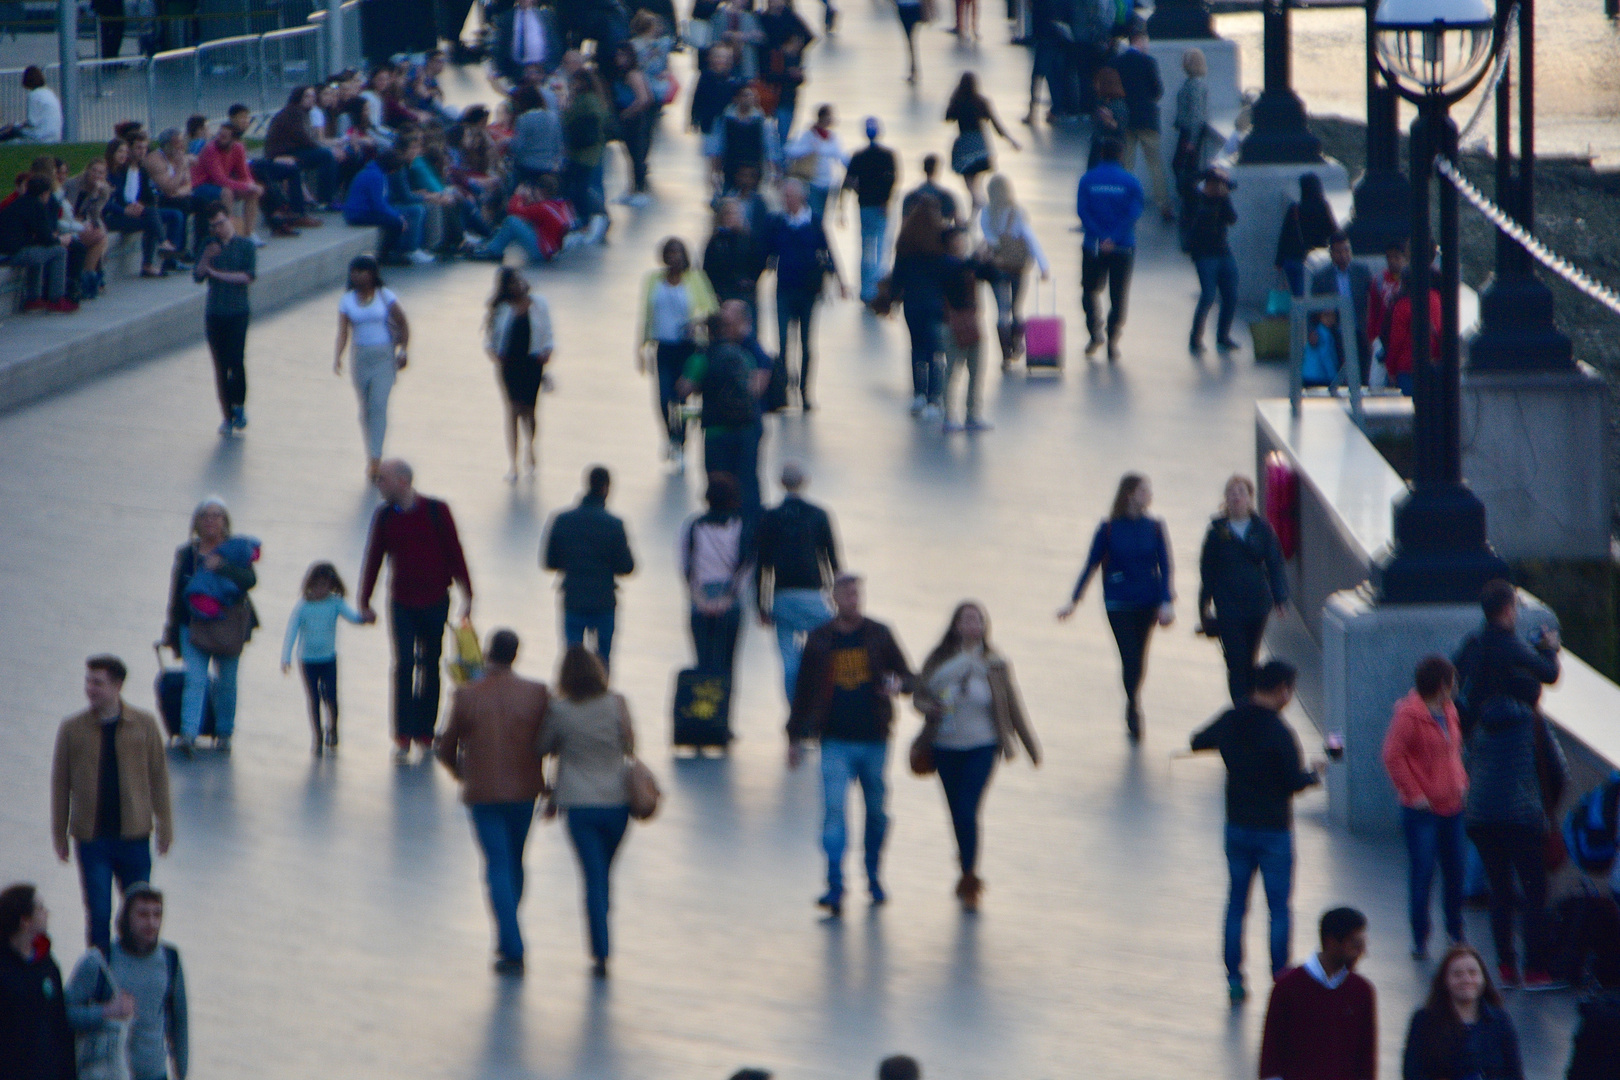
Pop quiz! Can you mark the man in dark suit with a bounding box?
[492,0,565,86]
[1112,27,1171,221]
[1310,230,1373,379]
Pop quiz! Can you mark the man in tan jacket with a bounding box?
[435,629,549,974]
[51,655,173,952]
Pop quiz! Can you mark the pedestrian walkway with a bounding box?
[0,8,1580,1080]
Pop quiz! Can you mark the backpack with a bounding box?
[700,342,756,429]
[1565,773,1620,874]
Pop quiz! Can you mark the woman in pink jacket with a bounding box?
[1382,655,1470,960]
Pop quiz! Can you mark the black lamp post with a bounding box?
[1344,0,1411,254]
[1465,0,1574,371]
[1240,0,1323,163]
[1146,0,1216,40]
[1368,0,1511,603]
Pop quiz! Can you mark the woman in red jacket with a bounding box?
[1382,655,1469,959]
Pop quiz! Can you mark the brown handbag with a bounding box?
[946,306,981,348]
[625,758,662,821]
[187,603,251,658]
[908,726,937,776]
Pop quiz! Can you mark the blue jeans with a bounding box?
[1223,824,1293,983]
[565,806,630,960]
[470,801,537,961]
[347,204,425,256]
[858,205,888,302]
[76,836,152,952]
[807,181,830,226]
[935,744,998,875]
[1192,253,1239,345]
[564,608,616,670]
[772,588,833,702]
[904,305,944,402]
[820,739,889,895]
[703,423,761,513]
[179,624,239,739]
[476,215,546,263]
[1403,806,1465,952]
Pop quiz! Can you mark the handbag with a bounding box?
[75,951,132,1080]
[908,728,937,776]
[1264,287,1293,317]
[625,757,662,820]
[946,306,981,348]
[187,602,250,658]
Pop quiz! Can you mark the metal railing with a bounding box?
[0,3,355,143]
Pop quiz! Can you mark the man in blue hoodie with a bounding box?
[1075,137,1144,362]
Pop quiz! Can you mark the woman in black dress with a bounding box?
[944,72,1019,213]
[484,267,553,480]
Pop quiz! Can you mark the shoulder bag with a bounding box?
[188,602,251,658]
[619,695,661,820]
[908,722,938,776]
[75,951,132,1080]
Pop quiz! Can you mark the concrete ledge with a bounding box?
[0,221,377,415]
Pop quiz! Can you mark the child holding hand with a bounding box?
[283,562,364,754]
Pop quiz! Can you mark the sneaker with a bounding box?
[178,737,196,759]
[942,418,965,432]
[232,406,247,430]
[249,233,268,248]
[1522,970,1567,992]
[21,299,47,312]
[1411,947,1429,961]
[393,741,411,764]
[1497,963,1520,989]
[217,419,235,436]
[922,403,943,421]
[586,214,610,244]
[312,736,325,756]
[625,192,653,207]
[964,416,993,432]
[1107,341,1121,363]
[590,958,609,979]
[612,191,635,205]
[1126,702,1141,742]
[561,230,588,252]
[493,956,525,976]
[216,736,231,753]
[46,298,79,313]
[1228,977,1247,1004]
[869,880,887,905]
[325,727,338,748]
[407,249,437,265]
[1085,334,1104,357]
[292,215,324,229]
[1189,335,1205,355]
[815,890,843,918]
[909,394,926,416]
[1216,337,1241,352]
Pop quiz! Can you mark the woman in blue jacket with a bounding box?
[1402,944,1523,1080]
[1058,472,1174,741]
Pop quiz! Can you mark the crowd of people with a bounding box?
[5,1,1620,1079]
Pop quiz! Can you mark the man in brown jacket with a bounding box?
[51,655,173,952]
[435,629,549,974]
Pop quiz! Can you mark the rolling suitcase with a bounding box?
[672,667,733,748]
[153,644,215,740]
[1024,278,1064,370]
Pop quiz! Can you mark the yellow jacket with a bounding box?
[639,268,718,346]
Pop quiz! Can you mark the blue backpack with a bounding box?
[1564,772,1620,874]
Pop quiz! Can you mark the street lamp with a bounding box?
[1239,0,1323,164]
[1368,0,1511,603]
[1344,0,1410,256]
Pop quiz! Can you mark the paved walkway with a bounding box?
[0,10,1580,1080]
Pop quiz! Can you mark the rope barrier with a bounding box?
[1435,155,1620,318]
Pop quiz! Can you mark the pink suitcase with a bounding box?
[1024,279,1064,369]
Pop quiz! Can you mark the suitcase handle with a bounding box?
[1032,275,1058,317]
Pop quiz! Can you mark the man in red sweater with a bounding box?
[359,459,474,762]
[1259,907,1376,1080]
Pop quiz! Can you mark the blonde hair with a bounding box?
[1182,48,1207,77]
[985,173,1016,216]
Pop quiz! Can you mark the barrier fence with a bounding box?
[0,2,358,143]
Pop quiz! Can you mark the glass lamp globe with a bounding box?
[1374,0,1496,96]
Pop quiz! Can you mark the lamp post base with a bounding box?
[1145,1,1216,39]
[1373,484,1510,603]
[1466,272,1575,371]
[1239,88,1324,165]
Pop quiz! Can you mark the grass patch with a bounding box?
[0,142,108,182]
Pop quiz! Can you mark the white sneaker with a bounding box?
[910,394,926,416]
[942,418,965,432]
[562,230,587,251]
[613,191,635,205]
[626,193,653,207]
[922,403,943,421]
[586,214,609,243]
[406,249,437,265]
[249,233,268,248]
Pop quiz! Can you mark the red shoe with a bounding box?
[1497,963,1520,989]
[21,299,47,312]
[1522,970,1567,992]
[46,298,79,313]
[292,215,324,228]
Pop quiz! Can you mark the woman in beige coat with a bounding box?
[912,602,1040,911]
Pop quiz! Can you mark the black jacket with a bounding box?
[754,495,839,605]
[0,941,75,1080]
[1402,1003,1524,1080]
[1453,622,1560,727]
[1198,515,1289,624]
[542,495,635,613]
[1186,190,1236,259]
[1112,47,1163,132]
[702,226,765,303]
[0,196,57,255]
[1191,702,1318,830]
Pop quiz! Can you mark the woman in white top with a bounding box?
[637,237,718,469]
[333,255,409,480]
[0,67,62,143]
[978,174,1049,368]
[912,601,1040,912]
[484,267,554,480]
[680,473,753,681]
[784,104,846,223]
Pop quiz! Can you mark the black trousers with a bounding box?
[94,0,125,58]
[390,598,450,743]
[205,312,250,420]
[1081,247,1134,342]
[1468,822,1551,973]
[1106,607,1157,707]
[1218,614,1269,704]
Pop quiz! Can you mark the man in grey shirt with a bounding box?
[67,882,189,1080]
[194,201,257,436]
